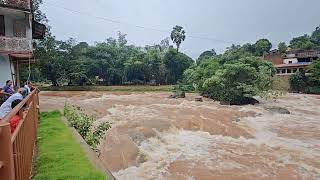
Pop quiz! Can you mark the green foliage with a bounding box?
[64,104,111,150]
[34,111,105,180]
[278,42,288,54]
[272,76,290,92]
[289,34,317,50]
[163,48,194,84]
[171,25,186,52]
[288,59,320,94]
[311,25,320,47]
[290,72,307,92]
[197,49,217,64]
[255,39,272,56]
[184,51,275,104]
[202,62,259,104]
[183,57,220,91]
[32,33,193,86]
[309,58,320,85]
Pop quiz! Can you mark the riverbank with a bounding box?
[39,85,173,92]
[33,111,106,180]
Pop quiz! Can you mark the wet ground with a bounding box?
[40,91,320,180]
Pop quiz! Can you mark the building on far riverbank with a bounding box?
[0,0,45,87]
[264,49,320,76]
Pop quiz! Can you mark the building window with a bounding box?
[277,69,281,74]
[289,61,292,64]
[282,69,286,74]
[13,20,26,37]
[293,68,297,73]
[0,15,5,36]
[287,69,292,73]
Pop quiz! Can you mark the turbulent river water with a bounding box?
[40,91,320,180]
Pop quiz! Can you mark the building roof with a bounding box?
[284,49,320,59]
[9,52,33,59]
[275,62,312,68]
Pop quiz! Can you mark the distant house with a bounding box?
[0,0,45,87]
[264,49,320,75]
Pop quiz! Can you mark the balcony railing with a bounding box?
[0,0,31,10]
[0,36,32,53]
[0,90,39,180]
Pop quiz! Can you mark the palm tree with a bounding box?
[171,25,186,52]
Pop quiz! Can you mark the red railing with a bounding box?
[0,90,39,180]
[0,0,31,10]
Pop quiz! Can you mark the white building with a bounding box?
[0,0,45,87]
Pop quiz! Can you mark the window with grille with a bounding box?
[13,20,26,37]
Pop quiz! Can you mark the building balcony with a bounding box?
[0,36,32,53]
[0,0,30,11]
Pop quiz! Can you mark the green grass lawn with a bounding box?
[33,111,106,180]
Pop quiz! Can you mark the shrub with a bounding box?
[272,76,290,92]
[304,86,320,94]
[290,72,307,92]
[64,103,111,150]
[202,63,259,105]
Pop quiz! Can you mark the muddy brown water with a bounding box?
[40,91,320,180]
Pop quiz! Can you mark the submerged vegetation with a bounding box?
[64,104,111,150]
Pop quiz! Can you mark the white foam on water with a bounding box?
[90,93,320,179]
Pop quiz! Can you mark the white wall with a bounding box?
[0,55,13,87]
[284,58,298,64]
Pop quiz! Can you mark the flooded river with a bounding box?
[40,91,320,180]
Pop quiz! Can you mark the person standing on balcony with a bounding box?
[0,88,26,120]
[1,80,14,95]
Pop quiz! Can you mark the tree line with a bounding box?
[181,25,320,104]
[28,32,192,86]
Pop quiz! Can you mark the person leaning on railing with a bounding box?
[9,99,27,133]
[0,88,27,120]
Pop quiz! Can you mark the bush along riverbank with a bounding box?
[64,104,111,151]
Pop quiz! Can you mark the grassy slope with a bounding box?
[39,85,173,92]
[33,111,106,180]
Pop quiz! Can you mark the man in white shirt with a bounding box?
[24,81,32,94]
[0,88,26,120]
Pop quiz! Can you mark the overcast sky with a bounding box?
[42,0,320,59]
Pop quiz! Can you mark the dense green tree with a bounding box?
[309,58,320,85]
[202,62,259,104]
[290,72,307,92]
[197,49,217,64]
[311,25,320,47]
[289,35,316,50]
[163,48,194,84]
[254,39,272,56]
[184,57,220,91]
[170,26,186,52]
[278,42,288,54]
